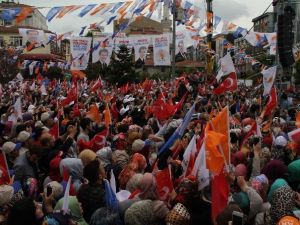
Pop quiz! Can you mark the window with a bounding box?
[9,36,22,47]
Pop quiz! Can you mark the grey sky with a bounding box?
[19,0,273,34]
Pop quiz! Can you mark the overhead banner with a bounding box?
[114,37,134,53]
[70,37,92,70]
[265,32,277,55]
[18,28,45,47]
[175,31,188,62]
[92,37,113,66]
[133,37,151,63]
[244,31,269,48]
[153,34,171,66]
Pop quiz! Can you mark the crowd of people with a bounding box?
[0,73,300,225]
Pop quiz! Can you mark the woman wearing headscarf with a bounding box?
[120,173,169,221]
[96,147,113,179]
[261,159,288,185]
[118,153,147,190]
[54,196,88,225]
[59,158,83,193]
[268,185,297,225]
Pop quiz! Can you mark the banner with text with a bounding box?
[153,34,171,66]
[114,37,133,54]
[175,31,189,61]
[70,37,92,70]
[92,37,113,65]
[133,37,151,63]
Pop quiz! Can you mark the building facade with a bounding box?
[0,1,69,61]
[252,12,275,33]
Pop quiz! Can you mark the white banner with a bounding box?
[92,37,113,66]
[70,37,92,70]
[153,34,171,66]
[18,28,45,47]
[175,31,189,61]
[265,33,277,55]
[133,37,151,63]
[244,31,269,48]
[114,37,133,53]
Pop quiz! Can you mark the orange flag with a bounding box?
[205,107,230,174]
[296,112,300,128]
[118,1,132,15]
[56,5,81,18]
[205,130,226,174]
[16,7,34,24]
[211,107,230,163]
[90,3,107,16]
[104,103,112,128]
[71,70,86,79]
[86,104,101,124]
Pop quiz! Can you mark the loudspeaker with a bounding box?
[277,11,295,68]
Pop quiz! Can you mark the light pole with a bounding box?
[171,0,176,79]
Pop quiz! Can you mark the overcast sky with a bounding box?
[19,0,273,34]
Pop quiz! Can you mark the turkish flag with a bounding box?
[0,151,10,185]
[264,87,277,116]
[213,72,238,95]
[156,168,174,201]
[91,79,103,93]
[211,173,229,221]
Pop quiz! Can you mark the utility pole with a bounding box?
[171,0,176,79]
[206,0,214,76]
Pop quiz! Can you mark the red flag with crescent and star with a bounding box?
[264,87,277,116]
[213,72,238,95]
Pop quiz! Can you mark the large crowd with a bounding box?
[0,73,300,225]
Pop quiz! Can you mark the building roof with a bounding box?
[0,1,31,8]
[0,25,55,34]
[252,12,274,23]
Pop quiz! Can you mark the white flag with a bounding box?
[262,66,276,96]
[216,52,236,82]
[14,97,22,119]
[110,169,116,194]
[28,62,38,75]
[62,176,72,215]
[40,84,47,95]
[191,143,210,190]
[182,135,197,177]
[30,82,35,91]
[16,72,24,81]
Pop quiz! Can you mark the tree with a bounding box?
[0,48,20,83]
[45,66,62,80]
[107,45,137,85]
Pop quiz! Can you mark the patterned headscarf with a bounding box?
[270,185,296,225]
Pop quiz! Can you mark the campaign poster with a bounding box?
[114,37,133,54]
[175,31,188,61]
[92,37,113,66]
[18,28,45,47]
[153,34,171,66]
[133,36,151,63]
[70,37,92,70]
